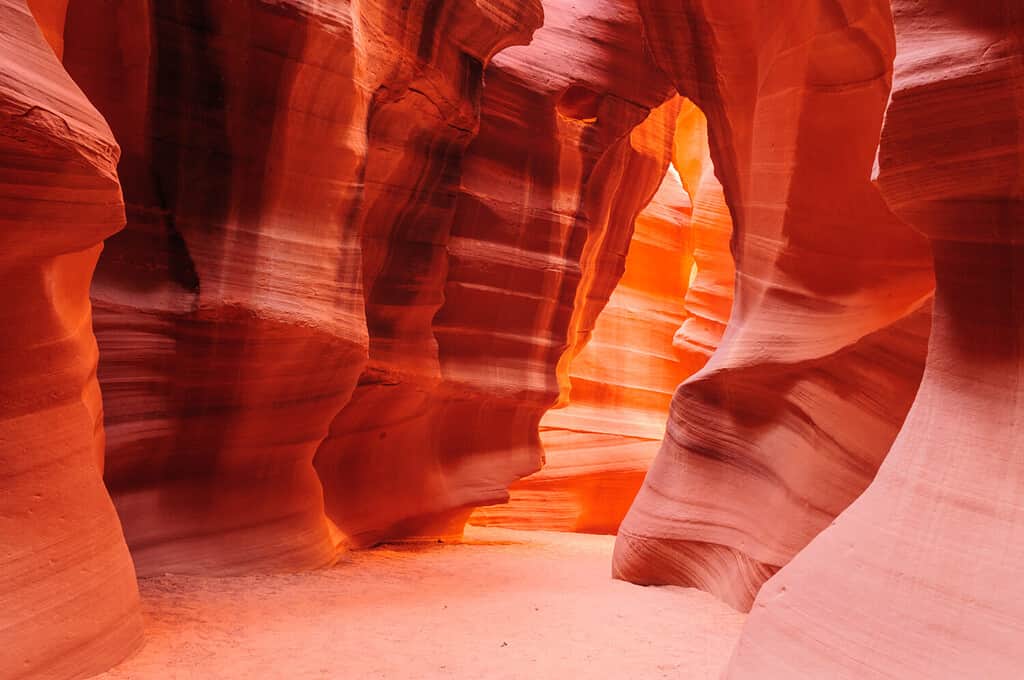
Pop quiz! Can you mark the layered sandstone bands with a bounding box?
[613,0,935,610]
[471,99,735,534]
[5,0,1021,677]
[0,1,141,677]
[671,99,733,370]
[315,0,676,546]
[58,0,677,564]
[62,0,545,571]
[728,2,1024,676]
[470,147,692,534]
[64,0,377,574]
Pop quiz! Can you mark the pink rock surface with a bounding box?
[613,0,935,610]
[727,2,1024,676]
[0,2,141,677]
[63,0,375,575]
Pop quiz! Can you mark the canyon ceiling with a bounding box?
[1,0,1021,678]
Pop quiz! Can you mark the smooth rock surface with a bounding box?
[315,0,675,546]
[63,0,542,571]
[472,99,734,534]
[0,2,141,677]
[614,0,935,610]
[727,2,1024,676]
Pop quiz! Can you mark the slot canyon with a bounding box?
[0,0,1019,678]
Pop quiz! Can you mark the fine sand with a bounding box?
[97,527,745,679]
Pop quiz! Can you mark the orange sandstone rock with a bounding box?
[471,98,736,534]
[314,0,675,546]
[613,0,935,610]
[62,0,542,572]
[63,0,373,574]
[671,99,734,372]
[0,1,141,677]
[728,2,1024,676]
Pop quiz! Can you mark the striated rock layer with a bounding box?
[0,1,141,678]
[471,98,735,534]
[728,2,1024,677]
[613,0,935,611]
[671,99,734,372]
[314,0,675,546]
[62,0,542,572]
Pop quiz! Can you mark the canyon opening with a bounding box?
[2,1,1022,679]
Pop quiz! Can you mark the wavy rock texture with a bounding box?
[314,0,675,546]
[471,98,735,534]
[0,1,141,678]
[728,2,1024,677]
[613,0,935,611]
[671,99,734,371]
[61,0,541,573]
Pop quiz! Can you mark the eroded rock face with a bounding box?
[613,0,935,610]
[314,0,675,546]
[727,2,1024,676]
[0,1,141,676]
[671,99,734,372]
[470,98,735,534]
[63,0,376,575]
[61,0,542,572]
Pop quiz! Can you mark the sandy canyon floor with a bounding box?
[96,527,745,679]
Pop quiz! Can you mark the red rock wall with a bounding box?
[671,99,734,372]
[470,98,735,534]
[56,0,678,567]
[613,0,935,611]
[727,2,1024,676]
[60,0,544,571]
[315,0,676,546]
[0,1,141,677]
[8,0,1021,675]
[63,0,377,575]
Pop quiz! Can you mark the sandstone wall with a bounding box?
[728,2,1024,676]
[1,1,141,677]
[613,0,935,611]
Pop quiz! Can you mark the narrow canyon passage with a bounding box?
[4,0,1022,678]
[470,100,734,535]
[97,528,744,679]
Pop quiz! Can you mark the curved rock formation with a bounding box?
[63,0,374,575]
[728,2,1024,676]
[471,98,735,534]
[671,99,734,372]
[62,0,542,572]
[314,0,675,546]
[613,0,935,610]
[0,1,141,677]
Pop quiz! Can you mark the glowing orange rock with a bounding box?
[315,0,675,546]
[471,98,736,534]
[728,2,1024,676]
[614,0,934,610]
[671,99,734,372]
[0,1,141,676]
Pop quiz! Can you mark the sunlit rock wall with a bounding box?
[728,2,1024,676]
[613,0,935,611]
[471,98,735,534]
[313,0,676,546]
[62,0,542,572]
